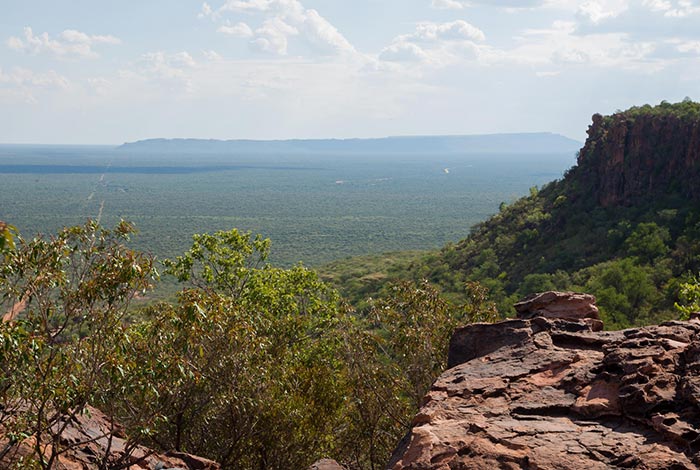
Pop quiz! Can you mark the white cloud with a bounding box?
[299,9,355,54]
[577,0,630,23]
[208,0,356,56]
[198,2,214,18]
[219,0,278,12]
[6,27,120,59]
[536,70,562,77]
[643,0,700,16]
[408,20,486,42]
[203,50,224,61]
[0,67,69,88]
[380,20,485,65]
[250,17,298,54]
[87,77,113,95]
[492,19,657,69]
[170,51,197,67]
[61,29,119,45]
[444,0,549,7]
[123,51,199,92]
[379,42,431,62]
[675,40,700,53]
[0,66,70,103]
[431,0,467,9]
[217,22,254,37]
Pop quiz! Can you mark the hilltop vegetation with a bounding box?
[325,100,700,329]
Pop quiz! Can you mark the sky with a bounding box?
[1,0,699,144]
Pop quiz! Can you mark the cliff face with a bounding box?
[388,315,700,469]
[577,110,700,207]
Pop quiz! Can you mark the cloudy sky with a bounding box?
[1,0,699,144]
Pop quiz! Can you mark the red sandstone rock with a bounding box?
[389,317,700,469]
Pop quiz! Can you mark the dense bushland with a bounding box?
[0,221,497,470]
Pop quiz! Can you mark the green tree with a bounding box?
[0,221,17,255]
[582,258,659,329]
[336,317,413,470]
[624,222,670,264]
[369,280,497,408]
[138,229,349,469]
[0,220,156,469]
[675,275,700,320]
[337,280,496,470]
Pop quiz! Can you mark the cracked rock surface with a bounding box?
[388,317,700,469]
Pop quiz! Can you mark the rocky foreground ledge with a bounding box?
[388,296,700,469]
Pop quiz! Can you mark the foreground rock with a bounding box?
[0,405,220,470]
[388,317,700,469]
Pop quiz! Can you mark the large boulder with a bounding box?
[388,316,700,469]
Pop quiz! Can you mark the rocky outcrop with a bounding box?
[576,110,700,207]
[0,405,220,470]
[388,317,700,469]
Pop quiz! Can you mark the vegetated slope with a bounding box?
[325,100,700,329]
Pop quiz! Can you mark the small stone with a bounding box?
[514,291,600,321]
[308,458,345,470]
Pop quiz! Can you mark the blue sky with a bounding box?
[1,0,699,144]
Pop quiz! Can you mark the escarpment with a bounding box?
[389,292,700,469]
[576,105,700,207]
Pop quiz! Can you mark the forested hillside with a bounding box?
[324,100,700,329]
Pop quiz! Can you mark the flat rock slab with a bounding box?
[388,318,700,469]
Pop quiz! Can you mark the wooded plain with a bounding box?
[0,141,576,268]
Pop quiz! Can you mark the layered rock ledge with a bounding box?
[388,317,700,469]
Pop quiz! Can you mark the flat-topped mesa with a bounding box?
[514,291,602,331]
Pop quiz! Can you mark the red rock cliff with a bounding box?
[576,107,700,207]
